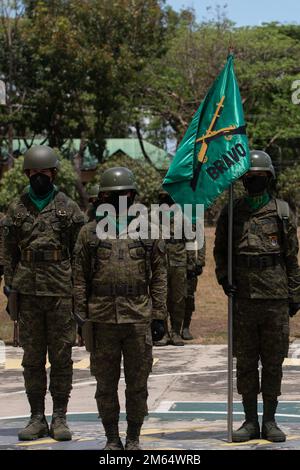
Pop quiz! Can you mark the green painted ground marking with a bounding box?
[2,402,300,424]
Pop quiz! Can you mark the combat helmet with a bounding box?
[248,150,275,178]
[23,145,60,171]
[87,184,100,200]
[98,167,137,192]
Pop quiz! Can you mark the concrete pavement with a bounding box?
[1,340,300,450]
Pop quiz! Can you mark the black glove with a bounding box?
[195,265,203,276]
[3,285,11,316]
[289,303,300,318]
[151,319,165,342]
[3,285,10,298]
[220,278,237,296]
[187,269,196,280]
[73,311,87,327]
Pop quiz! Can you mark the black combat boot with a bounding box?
[262,396,286,442]
[18,394,49,441]
[232,395,260,442]
[50,396,72,441]
[125,421,142,450]
[181,312,193,340]
[154,321,169,346]
[170,322,184,346]
[102,423,124,450]
[154,335,170,346]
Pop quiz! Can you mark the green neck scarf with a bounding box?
[28,185,56,212]
[245,192,270,211]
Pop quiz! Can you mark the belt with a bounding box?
[94,283,148,297]
[21,249,69,262]
[235,253,283,269]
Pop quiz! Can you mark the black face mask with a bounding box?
[243,175,269,196]
[100,192,135,214]
[30,173,53,197]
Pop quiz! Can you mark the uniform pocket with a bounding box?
[129,247,146,259]
[97,246,112,260]
[261,221,279,235]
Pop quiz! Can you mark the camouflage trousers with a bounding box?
[234,299,289,397]
[91,323,153,425]
[167,266,187,331]
[183,275,198,328]
[19,295,76,398]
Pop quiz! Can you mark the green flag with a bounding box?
[163,55,250,211]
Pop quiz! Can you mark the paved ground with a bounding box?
[1,340,300,450]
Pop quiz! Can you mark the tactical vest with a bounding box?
[12,191,74,260]
[233,198,290,269]
[87,226,154,297]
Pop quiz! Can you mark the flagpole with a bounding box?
[227,183,234,442]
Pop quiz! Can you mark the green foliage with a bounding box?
[142,18,300,170]
[88,155,162,207]
[0,0,170,158]
[0,154,78,210]
[277,164,300,213]
[1,3,300,214]
[0,157,27,210]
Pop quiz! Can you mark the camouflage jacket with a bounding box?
[164,216,205,271]
[214,196,300,301]
[3,190,85,297]
[73,219,168,324]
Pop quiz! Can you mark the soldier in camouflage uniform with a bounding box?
[214,150,300,443]
[182,237,206,340]
[73,167,167,450]
[3,145,85,441]
[155,190,187,346]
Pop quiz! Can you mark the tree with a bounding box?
[277,164,300,214]
[141,13,300,172]
[0,0,26,164]
[73,0,169,161]
[1,1,171,162]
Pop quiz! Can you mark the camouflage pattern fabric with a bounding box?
[214,197,300,301]
[3,190,84,399]
[91,323,153,424]
[234,299,289,396]
[19,295,76,398]
[184,238,206,325]
[3,190,85,296]
[73,220,167,323]
[214,196,300,398]
[73,215,167,427]
[167,265,187,330]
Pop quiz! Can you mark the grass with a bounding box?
[1,227,300,344]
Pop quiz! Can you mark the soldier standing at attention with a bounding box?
[3,145,85,441]
[214,150,300,443]
[182,236,206,341]
[73,167,167,450]
[155,190,187,346]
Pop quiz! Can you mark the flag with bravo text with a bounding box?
[163,54,250,212]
